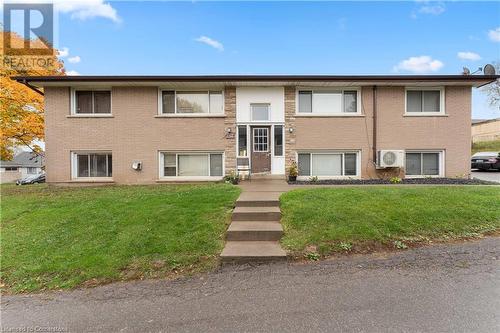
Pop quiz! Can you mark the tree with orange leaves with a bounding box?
[1,31,65,160]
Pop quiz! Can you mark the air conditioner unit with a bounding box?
[377,150,404,168]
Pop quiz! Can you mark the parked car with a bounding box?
[16,173,46,185]
[471,152,500,171]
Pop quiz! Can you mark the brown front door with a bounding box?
[251,127,271,173]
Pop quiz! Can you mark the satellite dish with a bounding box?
[484,64,496,75]
[462,67,470,75]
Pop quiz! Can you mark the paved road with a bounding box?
[472,169,500,183]
[2,238,499,333]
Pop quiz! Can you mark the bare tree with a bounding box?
[482,61,500,112]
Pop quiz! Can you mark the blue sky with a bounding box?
[7,1,500,118]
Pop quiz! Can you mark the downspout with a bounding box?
[19,79,44,96]
[372,85,377,164]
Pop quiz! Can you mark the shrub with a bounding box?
[224,170,239,185]
[288,161,298,177]
[390,177,402,184]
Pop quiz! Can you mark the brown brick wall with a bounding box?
[44,84,472,183]
[295,86,472,178]
[44,86,226,184]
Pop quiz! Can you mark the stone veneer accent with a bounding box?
[284,86,297,175]
[224,86,237,175]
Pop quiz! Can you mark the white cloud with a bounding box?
[68,56,81,64]
[488,27,500,42]
[195,36,224,51]
[337,18,347,31]
[393,56,444,73]
[58,47,69,58]
[411,1,445,18]
[53,0,120,23]
[66,70,80,76]
[457,51,481,61]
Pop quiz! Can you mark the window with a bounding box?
[74,90,111,114]
[298,89,359,114]
[5,167,18,171]
[73,153,112,178]
[160,90,223,114]
[405,152,441,176]
[406,89,443,114]
[161,153,223,177]
[297,152,359,177]
[27,167,37,174]
[238,126,248,157]
[274,125,283,156]
[253,128,269,152]
[251,104,270,121]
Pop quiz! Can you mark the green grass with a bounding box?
[472,140,500,154]
[1,183,240,293]
[280,187,500,255]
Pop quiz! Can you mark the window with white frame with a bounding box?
[405,151,442,176]
[73,90,111,114]
[406,88,444,114]
[27,167,37,174]
[253,128,269,152]
[160,90,223,114]
[250,103,270,121]
[297,152,359,177]
[298,89,359,114]
[72,152,112,178]
[161,152,223,177]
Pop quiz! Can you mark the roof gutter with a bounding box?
[11,74,500,84]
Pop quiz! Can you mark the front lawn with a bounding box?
[280,187,500,256]
[1,183,240,293]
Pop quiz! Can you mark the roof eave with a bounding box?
[11,75,499,88]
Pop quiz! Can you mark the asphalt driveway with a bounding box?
[472,169,500,183]
[2,238,499,333]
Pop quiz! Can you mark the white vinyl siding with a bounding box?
[297,89,360,115]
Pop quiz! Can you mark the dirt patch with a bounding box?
[287,231,500,263]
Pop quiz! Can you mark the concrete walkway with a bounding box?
[220,179,288,263]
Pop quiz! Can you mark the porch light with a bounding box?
[288,127,294,133]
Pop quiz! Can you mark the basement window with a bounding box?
[160,152,224,178]
[72,152,112,178]
[297,151,359,177]
[405,151,443,177]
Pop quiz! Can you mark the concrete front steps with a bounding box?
[220,191,286,263]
